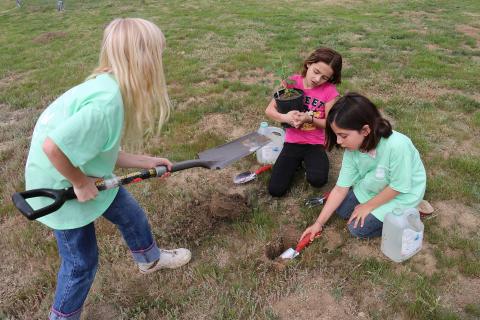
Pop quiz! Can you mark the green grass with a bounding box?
[1,0,480,319]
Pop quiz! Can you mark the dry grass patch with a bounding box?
[409,242,438,276]
[349,47,374,53]
[440,276,480,315]
[456,24,480,47]
[434,200,480,235]
[198,113,250,139]
[271,273,362,320]
[350,75,465,102]
[32,31,67,44]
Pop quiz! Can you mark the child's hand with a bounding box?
[142,156,173,171]
[282,111,300,127]
[348,203,372,228]
[300,222,323,242]
[73,177,99,202]
[292,112,312,128]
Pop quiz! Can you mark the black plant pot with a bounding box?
[274,88,305,128]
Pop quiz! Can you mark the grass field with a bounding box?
[1,0,479,319]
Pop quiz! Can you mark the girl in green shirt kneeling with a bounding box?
[301,92,426,240]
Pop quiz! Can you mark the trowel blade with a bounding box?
[279,248,299,259]
[233,171,256,184]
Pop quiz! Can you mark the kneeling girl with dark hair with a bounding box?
[301,92,426,240]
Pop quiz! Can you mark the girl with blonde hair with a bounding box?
[24,18,190,320]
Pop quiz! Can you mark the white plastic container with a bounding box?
[381,208,424,262]
[256,122,285,164]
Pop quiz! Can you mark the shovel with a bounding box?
[233,164,272,184]
[279,232,321,259]
[12,131,271,221]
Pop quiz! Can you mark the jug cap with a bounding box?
[260,121,268,128]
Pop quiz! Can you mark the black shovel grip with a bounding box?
[12,187,76,221]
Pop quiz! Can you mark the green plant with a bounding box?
[273,58,299,98]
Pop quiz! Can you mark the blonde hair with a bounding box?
[90,18,170,148]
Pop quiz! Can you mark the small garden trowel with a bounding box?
[233,165,272,184]
[279,232,321,259]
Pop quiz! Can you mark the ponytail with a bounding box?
[326,92,392,152]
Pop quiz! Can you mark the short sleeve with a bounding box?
[388,141,413,193]
[336,151,360,187]
[49,104,109,167]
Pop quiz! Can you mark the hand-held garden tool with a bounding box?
[304,192,330,208]
[12,132,271,220]
[279,232,321,259]
[233,164,272,184]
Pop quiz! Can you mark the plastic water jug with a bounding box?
[381,208,424,262]
[256,122,285,164]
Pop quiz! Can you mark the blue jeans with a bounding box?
[336,189,383,239]
[49,187,160,320]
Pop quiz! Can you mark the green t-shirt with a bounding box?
[336,131,426,222]
[25,73,124,230]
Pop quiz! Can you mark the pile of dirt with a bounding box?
[166,193,250,243]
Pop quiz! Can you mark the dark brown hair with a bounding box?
[301,47,342,84]
[326,92,392,151]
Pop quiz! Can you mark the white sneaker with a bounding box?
[139,248,191,274]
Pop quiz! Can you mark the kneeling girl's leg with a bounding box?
[268,143,303,197]
[335,189,359,220]
[303,145,329,188]
[347,214,383,239]
[51,224,98,320]
[335,189,383,238]
[102,187,160,264]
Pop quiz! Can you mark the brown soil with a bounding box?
[165,192,250,242]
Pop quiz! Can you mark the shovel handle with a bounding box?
[12,166,167,221]
[12,159,215,221]
[255,164,272,175]
[295,231,321,253]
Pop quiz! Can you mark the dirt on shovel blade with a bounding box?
[166,193,250,242]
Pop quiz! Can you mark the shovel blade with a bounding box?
[279,248,298,259]
[198,132,271,169]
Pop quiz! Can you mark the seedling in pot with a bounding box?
[270,58,305,126]
[273,59,301,100]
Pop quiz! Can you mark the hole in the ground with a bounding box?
[264,225,300,260]
[265,238,286,260]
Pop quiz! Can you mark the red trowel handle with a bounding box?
[255,165,272,175]
[295,232,321,253]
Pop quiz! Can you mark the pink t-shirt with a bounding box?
[284,74,339,145]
